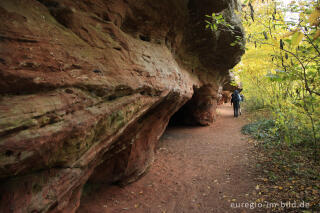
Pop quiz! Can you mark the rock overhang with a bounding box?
[0,0,245,211]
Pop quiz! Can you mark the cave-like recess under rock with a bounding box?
[0,0,244,212]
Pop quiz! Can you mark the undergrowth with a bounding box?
[242,119,320,212]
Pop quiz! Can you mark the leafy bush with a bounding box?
[242,119,279,143]
[231,0,320,159]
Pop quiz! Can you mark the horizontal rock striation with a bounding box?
[0,0,244,212]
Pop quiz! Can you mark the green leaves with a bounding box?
[205,13,220,31]
[265,69,288,82]
[204,13,236,31]
[204,13,228,31]
[280,29,304,48]
[291,31,304,47]
[205,12,241,46]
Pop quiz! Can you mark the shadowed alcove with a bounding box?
[168,85,217,126]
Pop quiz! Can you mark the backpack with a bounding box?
[232,92,240,103]
[240,94,244,102]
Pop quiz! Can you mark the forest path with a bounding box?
[78,104,259,213]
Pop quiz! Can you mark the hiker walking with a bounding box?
[231,90,241,117]
[239,92,244,115]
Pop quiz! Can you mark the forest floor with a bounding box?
[78,104,319,213]
[79,104,262,213]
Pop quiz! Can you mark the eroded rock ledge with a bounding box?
[0,0,244,212]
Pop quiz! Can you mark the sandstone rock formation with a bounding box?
[0,0,244,212]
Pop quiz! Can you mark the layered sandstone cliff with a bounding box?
[0,0,244,212]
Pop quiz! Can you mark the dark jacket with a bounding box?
[231,90,240,105]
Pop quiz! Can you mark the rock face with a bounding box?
[0,0,244,212]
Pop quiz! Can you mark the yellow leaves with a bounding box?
[281,30,298,38]
[291,31,304,46]
[299,12,307,22]
[271,38,278,47]
[313,30,320,40]
[281,29,304,47]
[308,7,320,26]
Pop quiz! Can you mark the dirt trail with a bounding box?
[78,104,258,213]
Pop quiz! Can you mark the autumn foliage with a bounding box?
[234,0,320,158]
